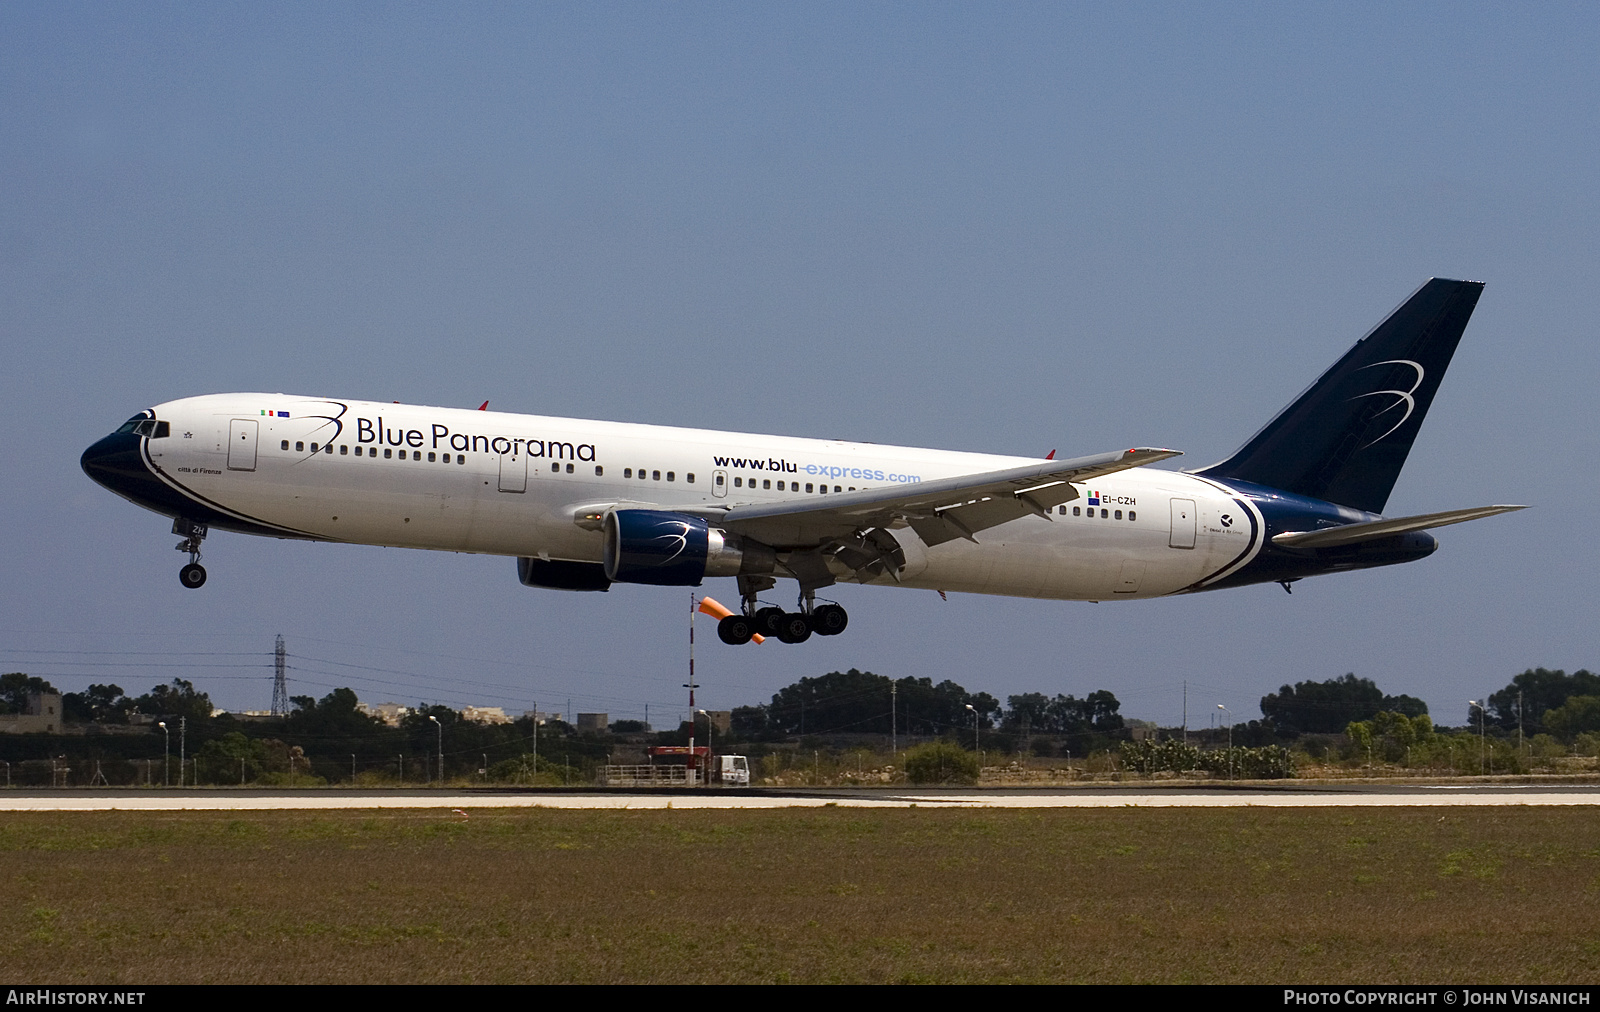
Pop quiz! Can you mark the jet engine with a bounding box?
[517,557,613,592]
[602,509,776,586]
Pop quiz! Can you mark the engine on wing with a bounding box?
[517,557,613,592]
[602,509,776,587]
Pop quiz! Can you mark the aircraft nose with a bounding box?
[80,430,146,491]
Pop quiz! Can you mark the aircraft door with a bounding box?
[1169,498,1196,549]
[498,448,527,493]
[227,419,258,471]
[712,469,728,498]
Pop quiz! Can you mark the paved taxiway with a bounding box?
[3,784,1599,811]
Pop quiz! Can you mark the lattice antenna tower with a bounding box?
[271,634,288,717]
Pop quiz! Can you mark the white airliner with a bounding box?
[83,279,1523,644]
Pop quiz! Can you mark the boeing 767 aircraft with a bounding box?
[82,279,1522,645]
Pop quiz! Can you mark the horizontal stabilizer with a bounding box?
[1271,505,1526,549]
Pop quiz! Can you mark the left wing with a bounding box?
[710,447,1182,550]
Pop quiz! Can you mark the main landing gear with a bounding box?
[716,592,849,646]
[174,519,208,589]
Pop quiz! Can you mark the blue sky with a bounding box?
[3,3,1596,730]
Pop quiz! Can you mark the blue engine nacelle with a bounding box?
[602,509,776,586]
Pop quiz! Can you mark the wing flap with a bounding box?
[1271,504,1526,549]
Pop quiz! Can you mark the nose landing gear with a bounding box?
[174,519,208,589]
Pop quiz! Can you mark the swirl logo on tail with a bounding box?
[1350,359,1424,448]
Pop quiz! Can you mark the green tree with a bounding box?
[61,684,131,724]
[1543,696,1600,740]
[1487,668,1600,733]
[131,678,212,722]
[1261,673,1425,734]
[0,673,57,714]
[287,688,387,737]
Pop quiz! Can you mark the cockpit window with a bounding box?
[118,418,171,439]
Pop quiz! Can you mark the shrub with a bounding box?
[1119,738,1202,774]
[904,741,979,785]
[1198,745,1296,779]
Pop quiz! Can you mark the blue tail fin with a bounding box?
[1195,278,1484,514]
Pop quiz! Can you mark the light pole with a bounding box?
[179,716,186,788]
[697,709,712,786]
[1216,705,1233,780]
[1469,700,1488,774]
[965,703,979,753]
[158,721,169,787]
[428,715,443,785]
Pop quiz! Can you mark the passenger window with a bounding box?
[1128,510,1137,521]
[1073,506,1080,516]
[456,455,465,464]
[734,477,743,488]
[834,486,841,493]
[595,466,603,476]
[715,474,723,486]
[763,480,771,489]
[566,463,574,473]
[281,440,289,451]
[652,470,660,481]
[1100,508,1108,518]
[806,483,814,493]
[324,443,332,453]
[1115,510,1123,520]
[295,442,304,452]
[625,468,632,478]
[551,462,559,472]
[310,443,318,453]
[340,445,348,455]
[383,448,392,458]
[398,450,406,459]
[666,471,674,481]
[686,473,694,483]
[778,481,786,491]
[1058,505,1066,515]
[427,452,436,462]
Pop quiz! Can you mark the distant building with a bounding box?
[359,702,412,727]
[0,691,63,734]
[576,713,608,733]
[704,710,731,734]
[462,706,511,725]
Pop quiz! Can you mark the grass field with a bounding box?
[4,806,1599,984]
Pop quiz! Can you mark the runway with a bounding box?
[3,783,1600,811]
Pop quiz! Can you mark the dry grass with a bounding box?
[3,807,1599,983]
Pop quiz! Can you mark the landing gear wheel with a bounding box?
[812,603,849,636]
[776,612,813,644]
[754,606,785,635]
[717,614,754,645]
[179,563,207,589]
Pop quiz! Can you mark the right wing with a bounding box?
[712,447,1183,550]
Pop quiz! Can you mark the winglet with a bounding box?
[478,401,489,411]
